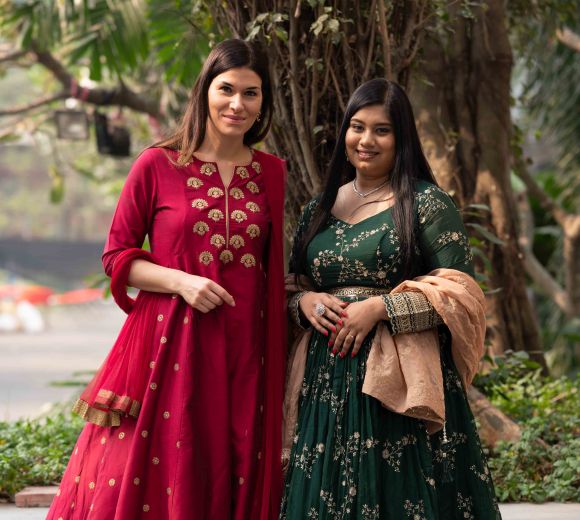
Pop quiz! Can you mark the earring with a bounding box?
[256,112,261,122]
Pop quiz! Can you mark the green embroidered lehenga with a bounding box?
[281,181,501,520]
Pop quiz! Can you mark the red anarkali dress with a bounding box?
[47,148,287,520]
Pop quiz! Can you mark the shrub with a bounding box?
[475,352,580,502]
[0,414,83,500]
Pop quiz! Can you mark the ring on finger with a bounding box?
[314,303,326,317]
[347,333,355,340]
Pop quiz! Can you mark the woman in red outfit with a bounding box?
[47,39,287,520]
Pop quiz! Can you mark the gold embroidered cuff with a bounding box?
[288,291,309,329]
[382,291,443,335]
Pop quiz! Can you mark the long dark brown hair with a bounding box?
[292,79,437,279]
[155,39,273,165]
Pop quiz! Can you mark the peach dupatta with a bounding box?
[282,268,486,462]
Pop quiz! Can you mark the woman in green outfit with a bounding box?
[282,79,501,519]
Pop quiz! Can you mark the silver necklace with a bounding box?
[352,178,389,198]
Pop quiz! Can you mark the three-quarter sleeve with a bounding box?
[382,184,474,335]
[288,198,319,328]
[102,150,158,277]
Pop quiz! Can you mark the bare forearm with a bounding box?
[127,259,185,295]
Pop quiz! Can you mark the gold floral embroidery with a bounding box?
[199,251,214,265]
[240,253,256,268]
[220,250,234,264]
[186,177,203,188]
[207,187,224,198]
[246,224,260,238]
[191,198,208,209]
[246,201,260,213]
[231,210,247,223]
[200,163,216,176]
[193,221,209,235]
[210,234,226,248]
[229,235,245,249]
[236,166,249,179]
[251,161,262,173]
[230,187,244,200]
[208,209,224,221]
[246,181,260,193]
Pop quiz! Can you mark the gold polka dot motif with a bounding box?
[152,457,160,465]
[133,477,140,485]
[74,475,80,484]
[108,478,115,487]
[143,504,150,512]
[89,481,95,490]
[118,432,125,440]
[150,382,157,391]
[141,430,148,438]
[163,411,170,419]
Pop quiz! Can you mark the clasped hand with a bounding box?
[178,273,235,313]
[299,292,384,358]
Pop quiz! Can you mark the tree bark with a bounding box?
[410,1,546,368]
[467,386,521,448]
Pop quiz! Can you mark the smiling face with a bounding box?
[345,104,396,179]
[206,67,263,140]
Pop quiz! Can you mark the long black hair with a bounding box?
[155,39,273,165]
[292,79,437,279]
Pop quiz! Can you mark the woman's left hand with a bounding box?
[332,296,385,358]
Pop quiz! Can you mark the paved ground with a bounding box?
[0,302,124,420]
[1,503,579,519]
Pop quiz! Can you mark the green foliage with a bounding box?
[475,352,580,502]
[0,414,83,500]
[1,0,150,81]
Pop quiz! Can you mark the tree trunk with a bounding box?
[410,0,546,368]
[467,386,521,448]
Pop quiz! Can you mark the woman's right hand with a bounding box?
[177,273,235,313]
[299,291,348,341]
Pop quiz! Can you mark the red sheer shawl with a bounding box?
[72,248,161,426]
